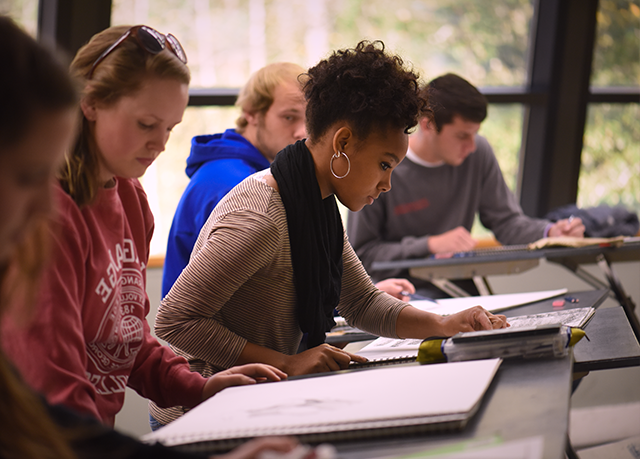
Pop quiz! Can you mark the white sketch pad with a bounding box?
[143,359,501,447]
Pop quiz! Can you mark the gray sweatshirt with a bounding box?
[347,135,549,283]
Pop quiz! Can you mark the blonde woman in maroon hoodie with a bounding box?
[1,23,290,436]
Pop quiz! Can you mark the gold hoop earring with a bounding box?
[330,151,351,179]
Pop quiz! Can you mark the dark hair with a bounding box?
[0,16,77,315]
[0,16,77,147]
[303,40,427,142]
[0,16,79,459]
[423,73,487,132]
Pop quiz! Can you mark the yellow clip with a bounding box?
[417,339,446,364]
[569,328,586,346]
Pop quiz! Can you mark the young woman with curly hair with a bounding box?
[151,40,508,427]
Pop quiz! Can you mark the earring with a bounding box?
[330,151,351,179]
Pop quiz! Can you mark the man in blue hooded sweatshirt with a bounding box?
[162,63,307,297]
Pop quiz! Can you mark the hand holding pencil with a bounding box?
[548,216,585,237]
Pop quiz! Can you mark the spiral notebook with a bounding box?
[142,359,502,454]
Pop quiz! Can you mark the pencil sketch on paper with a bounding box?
[507,307,595,329]
[247,398,354,418]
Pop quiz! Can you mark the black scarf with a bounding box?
[270,140,343,348]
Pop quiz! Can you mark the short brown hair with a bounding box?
[423,73,487,132]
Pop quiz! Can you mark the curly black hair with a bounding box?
[303,40,428,142]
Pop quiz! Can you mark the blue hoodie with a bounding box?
[162,129,270,297]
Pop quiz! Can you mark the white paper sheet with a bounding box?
[143,359,502,447]
[356,337,425,360]
[411,288,568,316]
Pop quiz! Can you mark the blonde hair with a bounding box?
[60,25,191,208]
[235,62,306,133]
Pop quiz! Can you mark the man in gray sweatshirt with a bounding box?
[347,73,584,296]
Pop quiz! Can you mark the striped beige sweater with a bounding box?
[150,171,407,425]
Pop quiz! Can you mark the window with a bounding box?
[590,0,639,87]
[473,103,525,238]
[579,103,640,212]
[112,0,533,88]
[578,0,640,215]
[111,0,534,254]
[1,0,38,35]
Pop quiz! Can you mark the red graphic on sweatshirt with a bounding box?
[394,198,430,216]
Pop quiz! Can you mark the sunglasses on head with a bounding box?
[88,25,187,79]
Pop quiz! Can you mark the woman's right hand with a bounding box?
[283,343,367,376]
[441,305,509,336]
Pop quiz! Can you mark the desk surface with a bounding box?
[334,356,573,459]
[335,289,640,373]
[501,289,640,372]
[327,290,638,458]
[545,238,640,265]
[574,306,640,372]
[501,289,608,317]
[371,240,640,340]
[370,239,640,273]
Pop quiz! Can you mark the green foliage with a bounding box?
[591,0,640,86]
[330,0,532,86]
[579,1,640,215]
[480,104,524,192]
[579,104,640,213]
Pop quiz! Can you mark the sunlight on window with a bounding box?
[0,0,38,35]
[113,0,533,89]
[579,104,640,214]
[113,0,534,255]
[590,0,640,87]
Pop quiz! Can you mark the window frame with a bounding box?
[37,0,640,221]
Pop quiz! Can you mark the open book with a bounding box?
[527,235,625,250]
[506,307,595,329]
[142,359,502,453]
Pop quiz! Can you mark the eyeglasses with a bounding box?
[88,25,187,79]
